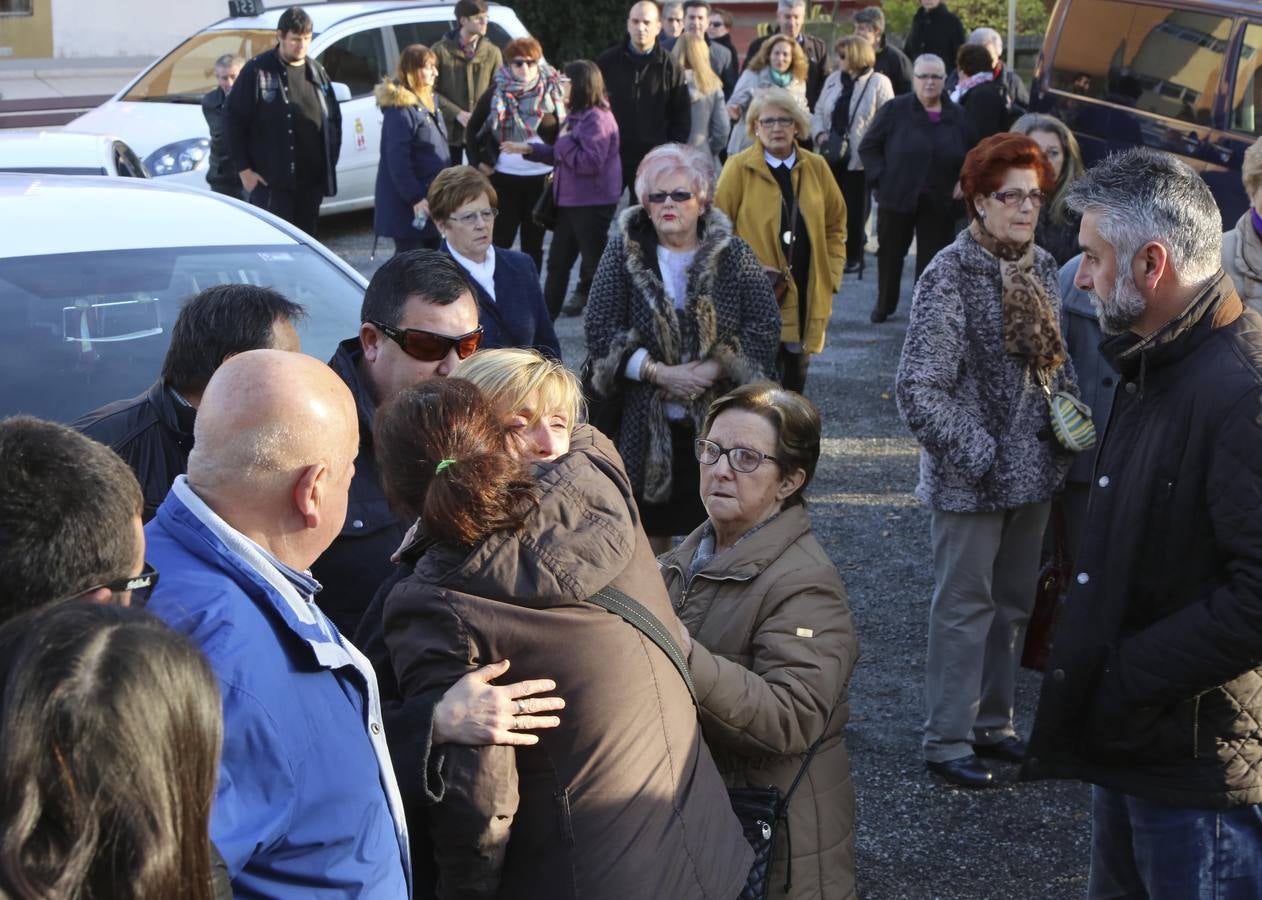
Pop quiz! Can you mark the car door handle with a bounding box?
[1181,130,1202,151]
[1207,141,1235,165]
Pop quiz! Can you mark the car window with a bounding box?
[1232,22,1262,136]
[1051,2,1231,124]
[393,21,513,51]
[319,28,389,98]
[123,30,277,102]
[0,246,363,423]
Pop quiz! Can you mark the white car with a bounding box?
[0,130,149,177]
[0,172,367,423]
[66,1,528,214]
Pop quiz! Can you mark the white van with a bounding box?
[66,1,528,213]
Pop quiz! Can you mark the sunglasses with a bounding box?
[371,321,484,362]
[647,190,695,204]
[510,58,539,67]
[56,562,160,607]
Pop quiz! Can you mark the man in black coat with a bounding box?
[854,6,911,96]
[1023,148,1262,896]
[597,1,692,194]
[743,0,831,109]
[227,6,342,236]
[903,0,967,74]
[202,53,244,198]
[74,285,305,522]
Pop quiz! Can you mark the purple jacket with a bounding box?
[527,105,622,207]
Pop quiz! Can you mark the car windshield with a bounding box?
[123,30,278,102]
[0,244,363,422]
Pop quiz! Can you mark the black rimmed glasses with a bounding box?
[647,190,695,204]
[56,563,160,607]
[370,321,484,362]
[990,189,1046,209]
[695,439,779,473]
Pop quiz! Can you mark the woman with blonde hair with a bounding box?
[1222,135,1262,309]
[1010,113,1086,266]
[373,43,450,253]
[726,34,809,155]
[716,87,846,393]
[453,347,580,461]
[813,34,894,277]
[673,33,729,168]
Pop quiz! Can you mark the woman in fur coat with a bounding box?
[585,143,780,553]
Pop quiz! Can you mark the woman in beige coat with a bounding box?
[660,383,859,900]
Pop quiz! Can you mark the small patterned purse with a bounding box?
[1037,368,1096,453]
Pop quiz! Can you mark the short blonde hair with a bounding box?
[1244,136,1262,200]
[835,34,875,74]
[427,165,498,223]
[633,143,715,210]
[746,87,811,141]
[452,348,581,433]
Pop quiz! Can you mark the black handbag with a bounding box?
[531,171,557,230]
[585,585,833,900]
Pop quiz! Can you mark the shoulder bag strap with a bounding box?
[586,586,697,703]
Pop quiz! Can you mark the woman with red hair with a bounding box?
[895,133,1080,789]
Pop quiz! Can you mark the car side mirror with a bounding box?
[331,82,352,103]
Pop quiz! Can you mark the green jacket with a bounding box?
[431,30,502,146]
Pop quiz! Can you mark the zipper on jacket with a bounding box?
[662,559,758,612]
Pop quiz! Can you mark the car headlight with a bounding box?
[144,138,210,177]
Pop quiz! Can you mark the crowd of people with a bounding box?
[4,1,1262,899]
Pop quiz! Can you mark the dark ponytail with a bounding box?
[375,379,537,546]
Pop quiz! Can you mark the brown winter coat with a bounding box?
[384,425,752,900]
[660,505,859,900]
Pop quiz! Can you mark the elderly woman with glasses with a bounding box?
[715,86,846,393]
[428,165,560,359]
[859,52,977,323]
[585,142,780,554]
[660,382,859,900]
[465,35,566,272]
[895,133,1076,789]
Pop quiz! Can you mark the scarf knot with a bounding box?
[490,62,566,143]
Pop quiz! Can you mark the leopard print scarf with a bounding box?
[968,218,1066,370]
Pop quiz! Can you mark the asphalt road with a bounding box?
[320,209,1093,899]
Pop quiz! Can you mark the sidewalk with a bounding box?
[0,55,151,102]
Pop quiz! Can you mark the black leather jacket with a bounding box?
[201,86,238,193]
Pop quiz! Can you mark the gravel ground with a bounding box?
[320,210,1093,899]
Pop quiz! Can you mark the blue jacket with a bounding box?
[146,478,410,899]
[374,80,450,240]
[442,241,562,359]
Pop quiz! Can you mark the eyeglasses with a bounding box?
[914,73,945,81]
[646,190,694,204]
[990,189,1046,208]
[695,439,779,473]
[447,207,499,225]
[757,116,796,129]
[55,563,160,607]
[370,321,484,362]
[510,58,539,67]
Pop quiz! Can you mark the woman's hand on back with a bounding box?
[432,658,565,746]
[499,141,532,155]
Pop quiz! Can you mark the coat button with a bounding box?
[1052,668,1066,682]
[1076,572,1090,584]
[352,519,364,529]
[370,721,382,735]
[1097,475,1110,488]
[1125,382,1138,394]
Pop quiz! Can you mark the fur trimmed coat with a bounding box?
[895,227,1075,512]
[373,80,449,241]
[584,206,780,503]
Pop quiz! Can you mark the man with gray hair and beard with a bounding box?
[1022,148,1262,896]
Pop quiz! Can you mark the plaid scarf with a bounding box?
[489,62,566,143]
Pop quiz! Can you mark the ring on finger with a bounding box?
[514,699,524,715]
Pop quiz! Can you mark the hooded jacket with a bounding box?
[373,80,450,241]
[1023,273,1262,810]
[383,425,753,899]
[660,505,860,900]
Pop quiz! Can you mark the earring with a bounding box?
[978,209,986,219]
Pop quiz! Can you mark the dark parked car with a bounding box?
[1030,0,1262,227]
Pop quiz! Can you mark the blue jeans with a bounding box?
[1090,785,1262,899]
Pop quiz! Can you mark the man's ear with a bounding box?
[80,586,116,605]
[360,322,382,363]
[1134,240,1170,293]
[292,463,328,530]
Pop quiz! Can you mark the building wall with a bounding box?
[0,0,54,59]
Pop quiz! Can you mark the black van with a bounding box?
[1029,0,1262,227]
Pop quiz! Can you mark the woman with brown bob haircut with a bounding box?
[896,133,1077,789]
[376,378,753,899]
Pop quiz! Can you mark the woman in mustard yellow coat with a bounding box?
[715,86,846,392]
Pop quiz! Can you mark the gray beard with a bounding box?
[1090,268,1147,335]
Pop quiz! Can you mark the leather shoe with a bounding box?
[926,755,993,788]
[870,309,888,324]
[974,736,1027,764]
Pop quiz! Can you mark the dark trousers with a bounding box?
[448,143,464,165]
[875,192,957,318]
[777,344,811,394]
[836,167,870,267]
[490,171,547,271]
[544,203,617,319]
[248,183,324,237]
[209,180,245,201]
